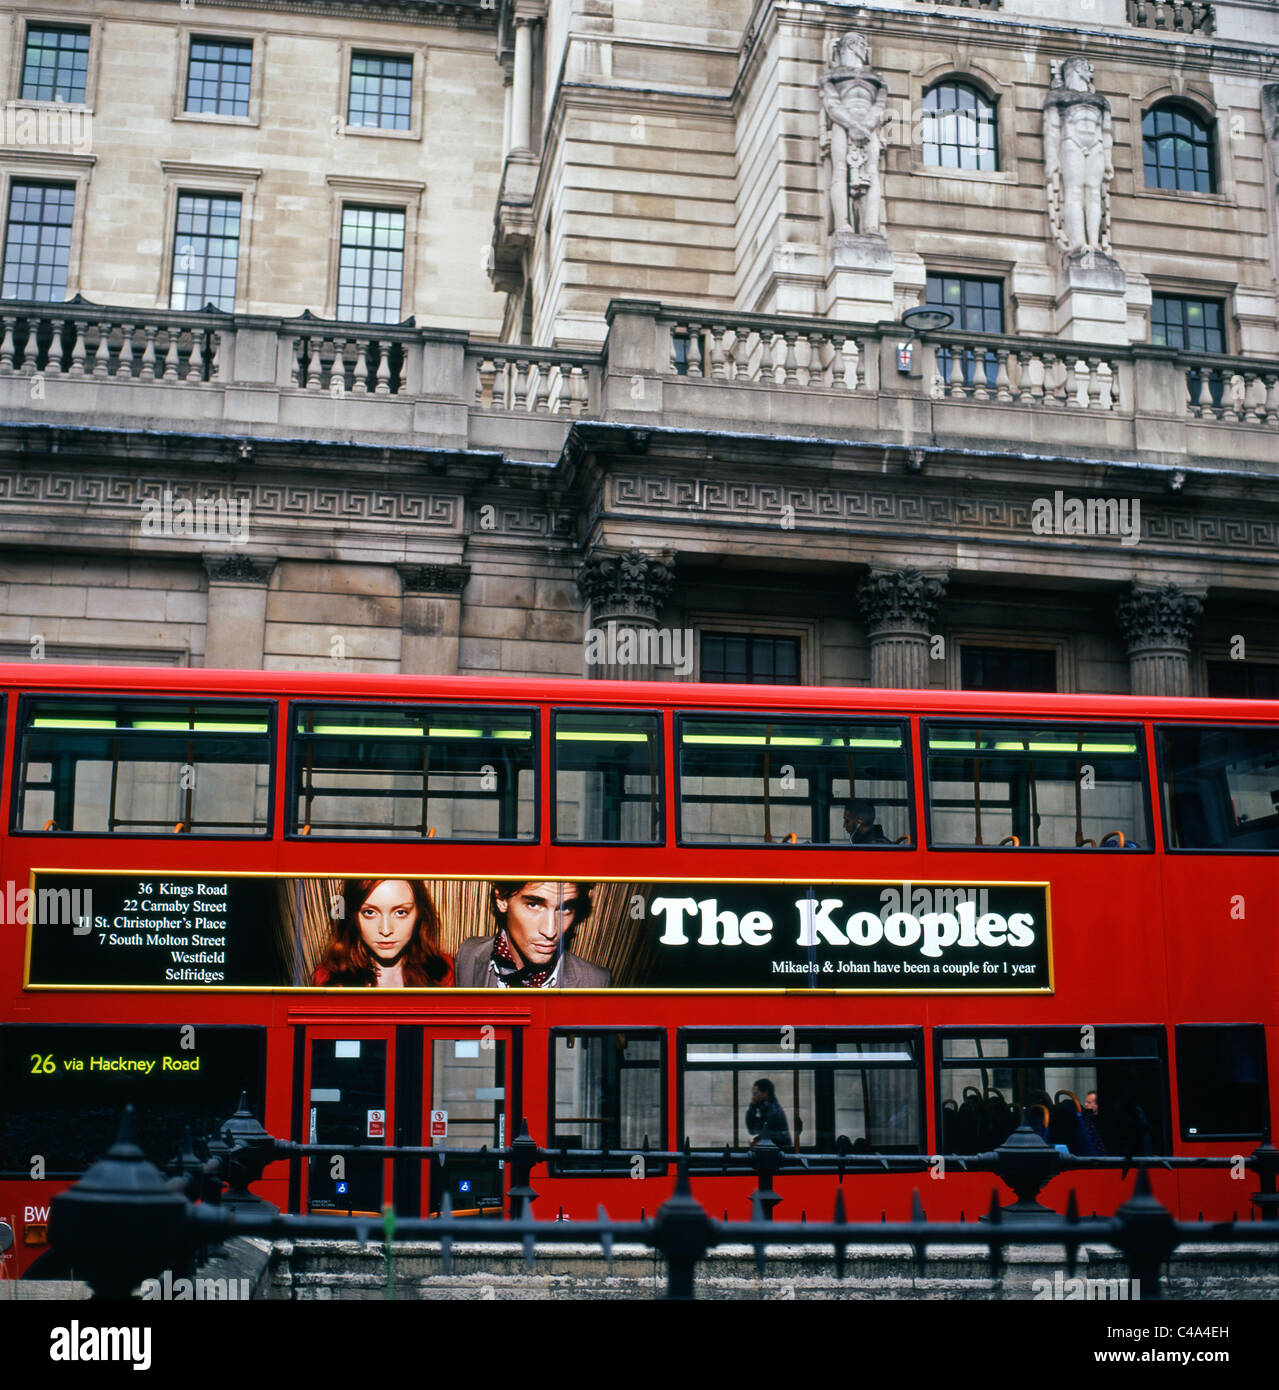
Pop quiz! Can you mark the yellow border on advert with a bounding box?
[23,869,1055,995]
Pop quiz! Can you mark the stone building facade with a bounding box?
[1,0,1277,697]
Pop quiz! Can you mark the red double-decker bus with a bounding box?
[1,663,1275,1275]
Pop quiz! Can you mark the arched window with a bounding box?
[1142,102,1216,193]
[922,80,998,172]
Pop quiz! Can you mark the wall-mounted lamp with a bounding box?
[897,305,954,374]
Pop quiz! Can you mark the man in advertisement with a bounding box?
[454,881,611,989]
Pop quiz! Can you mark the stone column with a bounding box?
[510,16,534,152]
[398,563,469,675]
[203,554,275,669]
[577,547,676,680]
[856,567,947,689]
[1116,582,1203,697]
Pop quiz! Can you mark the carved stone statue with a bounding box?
[1263,85,1279,190]
[819,32,888,240]
[1043,57,1114,259]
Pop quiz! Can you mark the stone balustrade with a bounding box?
[0,303,224,383]
[289,329,407,396]
[667,314,866,392]
[0,295,1275,467]
[929,334,1120,412]
[1127,0,1214,34]
[470,346,594,415]
[1182,359,1279,424]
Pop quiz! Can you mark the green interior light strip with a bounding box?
[556,731,651,742]
[306,724,531,740]
[684,735,901,749]
[33,718,267,733]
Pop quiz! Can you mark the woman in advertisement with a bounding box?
[313,878,453,988]
[455,880,610,988]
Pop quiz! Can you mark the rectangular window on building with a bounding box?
[21,25,90,104]
[337,205,405,324]
[701,633,800,685]
[1205,660,1279,699]
[347,52,413,130]
[170,192,241,311]
[1153,293,1227,409]
[184,38,253,117]
[1,182,74,301]
[960,646,1057,692]
[926,274,1003,388]
[1151,295,1225,354]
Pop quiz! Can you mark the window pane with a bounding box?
[21,26,90,103]
[170,192,241,311]
[2,182,74,301]
[555,710,662,843]
[551,1032,664,1168]
[1157,724,1279,851]
[185,38,253,116]
[938,1028,1166,1155]
[292,704,536,840]
[337,205,405,323]
[1142,104,1215,193]
[700,632,800,685]
[347,52,413,130]
[925,722,1148,849]
[1176,1026,1268,1139]
[920,81,998,172]
[16,699,271,835]
[679,716,912,845]
[681,1031,921,1153]
[960,647,1057,692]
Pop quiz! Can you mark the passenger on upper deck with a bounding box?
[313,878,454,988]
[843,799,890,844]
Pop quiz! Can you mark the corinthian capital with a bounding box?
[577,547,675,621]
[856,567,948,632]
[1116,582,1203,650]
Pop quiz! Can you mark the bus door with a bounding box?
[302,1026,396,1215]
[420,1028,511,1218]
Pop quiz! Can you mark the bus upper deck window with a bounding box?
[554,710,663,844]
[677,715,912,846]
[290,703,536,840]
[924,722,1149,850]
[15,698,272,836]
[1156,725,1279,852]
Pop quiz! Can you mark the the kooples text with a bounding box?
[650,897,1036,958]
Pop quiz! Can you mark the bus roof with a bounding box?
[0,663,1275,723]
